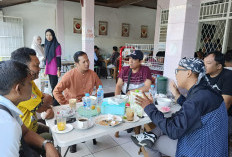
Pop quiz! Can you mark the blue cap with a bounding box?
[85,93,90,97]
[151,85,155,88]
[127,50,144,60]
[99,85,102,88]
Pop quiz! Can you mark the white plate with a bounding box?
[52,124,73,134]
[75,121,94,130]
[95,114,122,127]
[123,115,140,123]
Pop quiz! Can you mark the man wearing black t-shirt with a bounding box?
[204,51,232,135]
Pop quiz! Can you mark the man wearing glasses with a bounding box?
[134,58,228,157]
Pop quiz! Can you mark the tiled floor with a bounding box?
[60,133,144,157]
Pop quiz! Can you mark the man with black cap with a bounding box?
[114,50,152,137]
[115,50,152,95]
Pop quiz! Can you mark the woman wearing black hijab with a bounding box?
[44,29,61,106]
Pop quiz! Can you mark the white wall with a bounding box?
[3,2,56,49]
[3,1,156,60]
[64,1,156,59]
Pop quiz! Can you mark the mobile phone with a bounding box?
[66,117,76,123]
[54,117,76,125]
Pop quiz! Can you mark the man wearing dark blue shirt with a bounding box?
[134,58,228,157]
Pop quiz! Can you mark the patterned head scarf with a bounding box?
[179,57,206,84]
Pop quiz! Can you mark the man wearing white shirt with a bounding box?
[0,60,59,157]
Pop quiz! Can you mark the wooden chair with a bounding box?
[112,67,118,79]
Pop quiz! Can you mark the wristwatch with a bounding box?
[42,140,52,150]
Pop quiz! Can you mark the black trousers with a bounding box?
[48,75,59,106]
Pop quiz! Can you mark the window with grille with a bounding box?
[199,0,229,20]
[159,9,169,43]
[197,21,225,53]
[197,0,230,53]
[0,16,24,60]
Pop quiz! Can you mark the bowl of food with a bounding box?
[157,98,172,107]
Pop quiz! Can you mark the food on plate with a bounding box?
[98,119,119,126]
[160,106,170,113]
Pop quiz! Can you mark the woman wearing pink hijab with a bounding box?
[44,29,62,106]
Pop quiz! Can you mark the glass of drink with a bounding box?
[126,108,134,121]
[97,105,101,114]
[69,98,77,112]
[57,116,66,131]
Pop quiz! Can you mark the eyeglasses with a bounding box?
[175,68,188,74]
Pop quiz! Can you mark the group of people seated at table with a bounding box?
[94,45,121,79]
[0,45,232,156]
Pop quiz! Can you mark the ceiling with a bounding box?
[0,0,156,9]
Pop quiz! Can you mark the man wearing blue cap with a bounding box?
[115,50,152,95]
[114,50,152,136]
[134,58,228,157]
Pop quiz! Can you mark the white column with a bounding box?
[56,0,65,58]
[222,0,232,54]
[82,0,95,70]
[163,0,201,80]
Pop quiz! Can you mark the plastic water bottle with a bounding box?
[149,85,156,102]
[155,75,160,94]
[83,93,91,110]
[97,85,104,106]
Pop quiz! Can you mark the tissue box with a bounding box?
[101,99,125,116]
[129,91,148,117]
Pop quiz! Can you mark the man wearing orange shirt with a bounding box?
[54,51,102,104]
[53,51,102,153]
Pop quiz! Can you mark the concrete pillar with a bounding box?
[163,0,201,80]
[56,0,65,58]
[82,0,95,70]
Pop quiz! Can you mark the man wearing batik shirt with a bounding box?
[115,50,152,95]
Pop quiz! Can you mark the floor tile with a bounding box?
[120,142,144,157]
[82,154,94,157]
[93,146,131,157]
[110,131,134,145]
[85,135,118,153]
[60,143,91,157]
[101,78,116,93]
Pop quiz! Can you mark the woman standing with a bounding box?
[31,35,45,67]
[44,29,61,106]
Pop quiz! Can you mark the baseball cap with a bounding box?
[127,50,144,60]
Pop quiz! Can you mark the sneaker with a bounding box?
[131,132,157,149]
[107,76,112,79]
